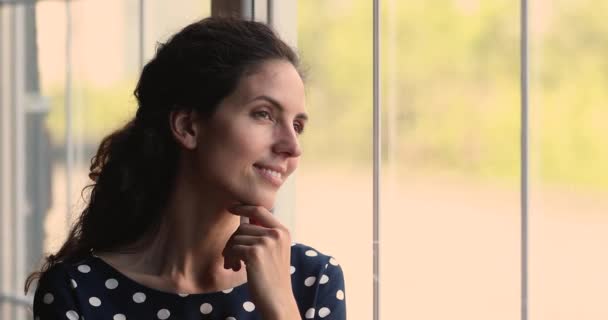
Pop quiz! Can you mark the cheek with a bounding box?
[216,127,266,169]
[288,157,300,174]
[228,136,263,165]
[230,124,271,154]
[202,120,272,175]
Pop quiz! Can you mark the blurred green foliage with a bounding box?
[297,0,608,191]
[44,0,608,191]
[45,80,137,146]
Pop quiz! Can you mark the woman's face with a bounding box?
[194,59,307,209]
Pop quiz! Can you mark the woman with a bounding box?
[25,17,346,320]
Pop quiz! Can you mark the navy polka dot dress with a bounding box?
[33,243,346,319]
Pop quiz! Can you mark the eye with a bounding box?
[253,110,273,121]
[294,121,305,135]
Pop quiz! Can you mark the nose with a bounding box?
[273,123,302,158]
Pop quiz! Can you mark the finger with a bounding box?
[223,233,238,270]
[227,244,257,265]
[235,222,270,236]
[223,234,263,271]
[235,221,290,246]
[229,205,281,229]
[249,217,262,227]
[222,234,263,258]
[223,246,246,271]
[229,258,242,272]
[223,249,242,271]
[223,234,263,266]
[228,234,264,246]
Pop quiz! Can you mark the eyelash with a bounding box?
[253,110,305,135]
[253,110,273,121]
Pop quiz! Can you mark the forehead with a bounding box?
[232,60,306,111]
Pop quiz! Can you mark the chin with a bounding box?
[237,190,276,210]
[254,195,276,211]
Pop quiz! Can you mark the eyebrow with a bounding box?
[251,95,309,122]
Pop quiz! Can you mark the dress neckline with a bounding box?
[87,253,249,298]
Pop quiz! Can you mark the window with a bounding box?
[1,1,606,319]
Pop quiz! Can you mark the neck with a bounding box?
[118,170,246,293]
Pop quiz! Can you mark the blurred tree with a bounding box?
[42,0,608,190]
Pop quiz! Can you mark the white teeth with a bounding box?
[259,167,282,179]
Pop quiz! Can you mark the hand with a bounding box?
[223,205,300,319]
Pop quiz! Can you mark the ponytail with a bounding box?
[24,120,177,293]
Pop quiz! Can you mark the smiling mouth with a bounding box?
[253,165,283,187]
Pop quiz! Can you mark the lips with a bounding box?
[253,163,286,175]
[253,164,285,187]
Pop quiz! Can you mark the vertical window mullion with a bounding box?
[373,1,380,320]
[520,0,530,319]
[139,0,145,71]
[64,0,73,231]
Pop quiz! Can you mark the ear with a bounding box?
[168,109,201,150]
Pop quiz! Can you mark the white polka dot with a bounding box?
[305,250,318,257]
[66,310,79,320]
[305,308,315,319]
[200,303,213,314]
[105,278,119,289]
[226,317,236,320]
[290,266,296,275]
[77,264,91,273]
[113,314,126,320]
[157,308,170,319]
[291,242,296,246]
[337,289,345,300]
[325,263,328,269]
[304,276,316,287]
[89,296,101,307]
[243,301,255,312]
[43,293,54,304]
[319,307,331,318]
[70,279,77,289]
[320,274,329,284]
[222,288,233,294]
[178,293,189,297]
[329,257,339,266]
[133,292,146,303]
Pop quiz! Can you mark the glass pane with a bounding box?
[143,1,211,63]
[0,2,212,317]
[39,0,144,256]
[38,0,211,256]
[297,1,373,319]
[530,0,608,319]
[36,0,69,266]
[381,1,520,319]
[0,5,35,319]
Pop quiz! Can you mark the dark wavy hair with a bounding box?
[25,16,301,293]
